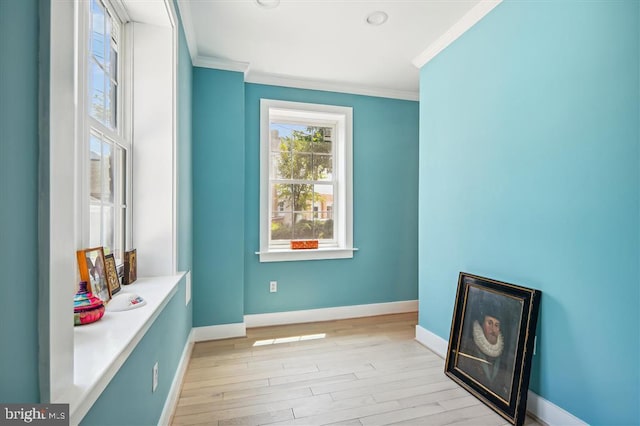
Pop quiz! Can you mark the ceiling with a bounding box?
[176,0,500,100]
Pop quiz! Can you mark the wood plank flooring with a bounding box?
[171,313,542,426]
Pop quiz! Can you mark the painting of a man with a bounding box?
[456,285,523,401]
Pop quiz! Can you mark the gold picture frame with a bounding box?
[77,247,111,303]
[104,253,121,296]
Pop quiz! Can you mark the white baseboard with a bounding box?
[158,329,195,426]
[414,325,586,426]
[192,322,246,342]
[526,391,587,426]
[415,324,449,358]
[244,300,418,328]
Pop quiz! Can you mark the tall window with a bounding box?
[87,0,129,261]
[269,124,335,243]
[260,100,353,262]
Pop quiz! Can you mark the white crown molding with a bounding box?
[245,300,418,328]
[176,0,198,62]
[246,71,419,101]
[414,325,587,426]
[412,0,503,68]
[193,55,251,75]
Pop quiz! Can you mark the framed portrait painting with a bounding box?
[445,272,541,426]
[77,247,111,303]
[123,249,137,285]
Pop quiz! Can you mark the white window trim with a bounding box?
[81,0,132,259]
[47,0,179,420]
[258,99,354,262]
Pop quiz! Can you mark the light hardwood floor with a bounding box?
[171,313,542,426]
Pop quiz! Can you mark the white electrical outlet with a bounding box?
[270,281,277,293]
[152,362,159,392]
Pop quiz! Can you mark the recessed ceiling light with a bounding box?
[255,0,280,8]
[366,11,388,26]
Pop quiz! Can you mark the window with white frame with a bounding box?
[86,0,129,262]
[259,99,354,262]
[47,0,177,410]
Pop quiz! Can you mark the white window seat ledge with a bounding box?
[65,273,185,425]
[256,247,359,262]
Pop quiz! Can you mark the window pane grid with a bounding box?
[89,0,119,130]
[269,180,336,244]
[87,0,126,262]
[268,121,337,245]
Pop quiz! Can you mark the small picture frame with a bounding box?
[77,247,111,303]
[104,253,121,296]
[123,249,137,285]
[445,272,541,426]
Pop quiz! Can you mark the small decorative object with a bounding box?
[77,247,111,303]
[106,292,146,312]
[445,272,541,426]
[290,240,319,250]
[104,253,121,296]
[73,281,105,325]
[123,249,137,285]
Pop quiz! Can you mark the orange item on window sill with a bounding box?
[290,240,319,250]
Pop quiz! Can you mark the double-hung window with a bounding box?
[259,100,354,262]
[48,0,177,412]
[85,0,129,262]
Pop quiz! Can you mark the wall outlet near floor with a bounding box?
[152,362,159,392]
[270,281,277,293]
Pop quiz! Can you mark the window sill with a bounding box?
[67,273,185,424]
[256,247,358,262]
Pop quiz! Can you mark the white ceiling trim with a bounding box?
[176,0,198,62]
[412,0,503,69]
[111,0,132,23]
[245,72,419,102]
[193,56,251,75]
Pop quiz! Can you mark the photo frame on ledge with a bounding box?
[123,249,137,285]
[104,253,121,296]
[77,247,111,303]
[445,272,541,426]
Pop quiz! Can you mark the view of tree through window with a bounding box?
[270,124,335,242]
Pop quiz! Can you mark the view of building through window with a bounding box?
[88,0,127,261]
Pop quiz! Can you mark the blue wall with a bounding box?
[191,75,419,326]
[0,0,41,403]
[192,68,246,326]
[80,278,192,425]
[244,84,419,314]
[418,1,639,424]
